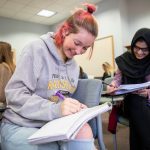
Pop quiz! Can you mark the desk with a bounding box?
[101,91,124,105]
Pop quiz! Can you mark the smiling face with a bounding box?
[133,40,149,60]
[60,27,96,61]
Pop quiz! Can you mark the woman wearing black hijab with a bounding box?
[107,28,150,150]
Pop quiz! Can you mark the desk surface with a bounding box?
[101,91,124,102]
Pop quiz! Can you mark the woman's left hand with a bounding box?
[137,89,148,98]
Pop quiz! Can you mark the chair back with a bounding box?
[72,79,105,150]
[72,79,103,107]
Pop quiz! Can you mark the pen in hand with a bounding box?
[102,81,117,88]
[55,91,86,110]
[55,90,85,116]
[55,91,65,101]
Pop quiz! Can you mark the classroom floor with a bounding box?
[96,112,129,150]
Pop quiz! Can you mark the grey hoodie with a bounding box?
[3,32,79,127]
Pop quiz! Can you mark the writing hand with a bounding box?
[137,89,148,98]
[106,83,118,93]
[61,98,87,116]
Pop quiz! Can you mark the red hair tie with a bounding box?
[83,3,96,14]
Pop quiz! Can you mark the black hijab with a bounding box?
[116,28,150,84]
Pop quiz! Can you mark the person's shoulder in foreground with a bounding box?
[0,41,15,106]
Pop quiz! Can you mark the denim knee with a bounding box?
[0,122,59,150]
[59,138,95,150]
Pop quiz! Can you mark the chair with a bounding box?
[101,77,129,150]
[72,79,106,150]
[112,115,129,150]
[101,77,114,104]
[107,97,129,150]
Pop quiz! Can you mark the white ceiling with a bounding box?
[0,0,102,26]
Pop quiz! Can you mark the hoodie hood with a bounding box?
[40,32,75,65]
[40,32,79,93]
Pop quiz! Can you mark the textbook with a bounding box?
[110,81,150,95]
[28,102,112,144]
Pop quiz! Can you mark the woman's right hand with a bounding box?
[106,82,118,93]
[60,98,87,116]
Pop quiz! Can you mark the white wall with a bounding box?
[1,0,150,64]
[0,17,51,62]
[127,0,150,42]
[95,0,124,58]
[95,0,150,57]
[119,0,129,48]
[75,0,150,76]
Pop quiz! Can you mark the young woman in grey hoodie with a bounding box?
[0,3,99,150]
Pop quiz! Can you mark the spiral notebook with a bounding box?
[28,102,112,144]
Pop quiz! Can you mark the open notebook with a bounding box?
[110,81,150,95]
[28,102,112,144]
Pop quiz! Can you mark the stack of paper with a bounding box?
[112,81,150,95]
[28,102,112,144]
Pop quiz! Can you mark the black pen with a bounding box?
[102,81,117,88]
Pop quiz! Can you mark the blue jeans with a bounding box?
[0,122,95,150]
